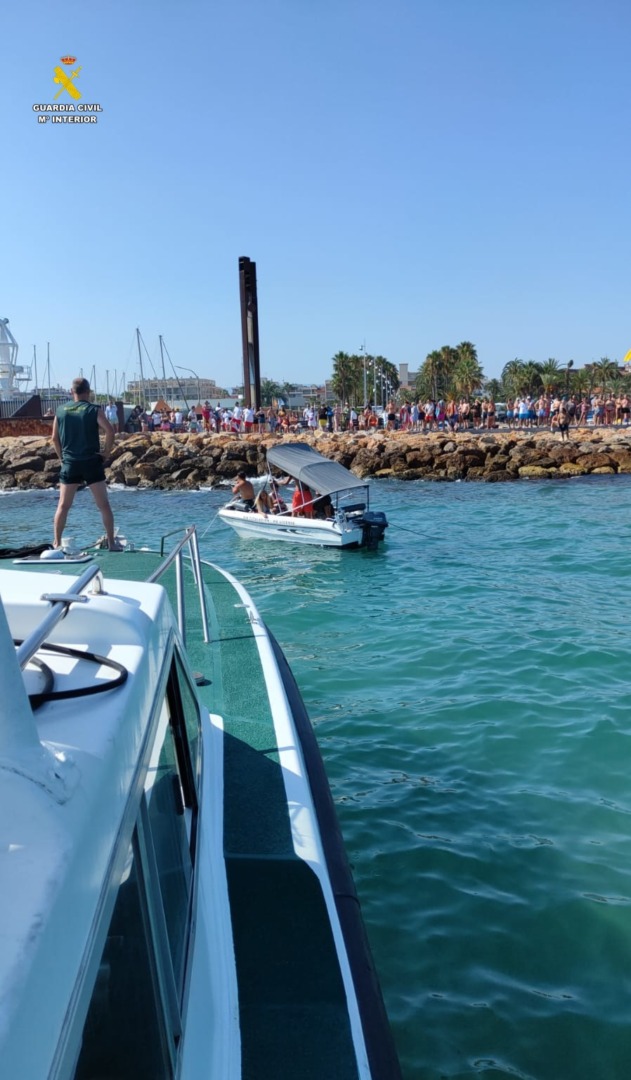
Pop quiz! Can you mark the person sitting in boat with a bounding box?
[270,478,288,514]
[232,472,255,510]
[292,483,313,518]
[255,488,274,514]
[312,492,334,518]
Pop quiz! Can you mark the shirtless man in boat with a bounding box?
[232,472,255,509]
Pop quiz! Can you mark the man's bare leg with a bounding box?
[89,481,116,548]
[53,484,79,548]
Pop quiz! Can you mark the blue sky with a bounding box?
[3,0,630,393]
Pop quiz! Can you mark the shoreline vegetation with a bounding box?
[1,428,631,491]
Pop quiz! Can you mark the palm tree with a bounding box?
[439,346,460,390]
[453,356,484,399]
[348,353,366,404]
[414,367,434,401]
[484,377,503,400]
[422,350,444,400]
[260,378,283,405]
[330,351,354,404]
[381,358,400,393]
[521,361,543,396]
[501,359,525,398]
[456,341,479,365]
[591,357,619,393]
[569,368,590,396]
[538,358,563,393]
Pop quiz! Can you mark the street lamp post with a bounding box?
[176,365,201,406]
[359,343,367,408]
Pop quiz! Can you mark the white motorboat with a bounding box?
[0,528,400,1079]
[218,442,388,549]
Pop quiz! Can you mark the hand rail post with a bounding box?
[175,549,185,646]
[189,528,210,643]
[16,564,104,671]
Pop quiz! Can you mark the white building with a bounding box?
[398,363,418,389]
[125,376,227,404]
[0,319,27,401]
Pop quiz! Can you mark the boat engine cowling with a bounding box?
[358,511,388,550]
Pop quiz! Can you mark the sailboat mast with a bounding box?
[159,335,166,381]
[32,345,38,395]
[136,328,145,405]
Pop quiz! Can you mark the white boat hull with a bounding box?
[218,508,364,547]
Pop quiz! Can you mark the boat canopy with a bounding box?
[267,443,367,496]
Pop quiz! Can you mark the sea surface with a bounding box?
[2,477,631,1079]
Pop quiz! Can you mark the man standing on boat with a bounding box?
[51,377,121,551]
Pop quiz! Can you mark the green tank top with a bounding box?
[56,401,101,461]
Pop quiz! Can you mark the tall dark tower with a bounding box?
[238,257,261,408]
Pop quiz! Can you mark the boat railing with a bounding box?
[15,563,105,671]
[148,526,210,646]
[14,528,209,672]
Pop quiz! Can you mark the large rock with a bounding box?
[215,458,249,477]
[518,465,556,478]
[112,450,140,470]
[482,470,514,482]
[4,454,45,473]
[559,462,588,476]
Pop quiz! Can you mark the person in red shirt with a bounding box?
[291,484,313,518]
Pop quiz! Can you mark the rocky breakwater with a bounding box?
[345,428,631,482]
[2,429,631,491]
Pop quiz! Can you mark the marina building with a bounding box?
[125,376,228,404]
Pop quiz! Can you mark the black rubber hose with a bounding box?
[14,640,128,709]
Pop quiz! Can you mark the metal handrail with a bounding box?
[147,526,210,645]
[14,527,210,671]
[16,564,104,671]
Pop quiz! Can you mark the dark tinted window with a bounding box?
[73,838,172,1080]
[174,652,202,791]
[146,699,193,991]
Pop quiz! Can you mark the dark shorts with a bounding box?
[59,456,106,486]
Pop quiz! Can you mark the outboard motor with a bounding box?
[358,511,388,550]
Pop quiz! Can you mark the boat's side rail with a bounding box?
[14,526,211,671]
[15,564,105,671]
[148,527,209,645]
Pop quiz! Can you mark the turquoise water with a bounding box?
[2,478,631,1079]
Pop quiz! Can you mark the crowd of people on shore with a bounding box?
[377,393,631,433]
[118,402,351,435]
[110,391,631,438]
